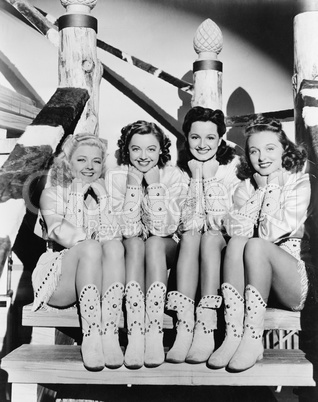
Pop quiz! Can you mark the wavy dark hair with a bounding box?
[50,133,108,187]
[237,115,307,180]
[115,120,171,168]
[177,106,236,175]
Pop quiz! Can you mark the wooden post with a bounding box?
[58,0,103,135]
[293,4,318,402]
[293,3,318,160]
[293,7,318,96]
[191,18,223,110]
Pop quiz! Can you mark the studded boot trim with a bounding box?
[145,281,166,335]
[79,284,102,337]
[101,282,125,335]
[166,291,195,333]
[125,281,145,336]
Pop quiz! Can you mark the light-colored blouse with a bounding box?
[105,165,189,238]
[180,155,241,233]
[39,182,122,248]
[224,171,311,243]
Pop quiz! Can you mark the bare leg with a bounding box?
[145,236,177,289]
[186,230,225,363]
[48,239,104,371]
[244,238,302,307]
[223,236,249,295]
[124,237,145,292]
[200,230,226,296]
[207,236,248,369]
[100,239,125,369]
[176,231,201,299]
[228,238,303,372]
[144,236,177,367]
[48,239,103,307]
[101,239,125,292]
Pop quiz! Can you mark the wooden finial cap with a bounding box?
[193,18,223,56]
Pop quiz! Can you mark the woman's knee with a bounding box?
[145,236,165,254]
[124,236,145,256]
[201,230,225,250]
[102,239,125,259]
[227,235,249,252]
[77,239,102,260]
[244,238,268,260]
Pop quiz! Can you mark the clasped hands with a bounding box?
[188,158,219,180]
[253,169,290,189]
[127,165,160,186]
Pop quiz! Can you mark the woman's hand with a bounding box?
[188,159,203,180]
[144,165,160,185]
[127,165,144,186]
[202,158,219,179]
[253,173,267,189]
[268,169,290,187]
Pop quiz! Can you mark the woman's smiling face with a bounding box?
[188,121,221,161]
[70,144,103,183]
[248,131,284,176]
[128,133,161,173]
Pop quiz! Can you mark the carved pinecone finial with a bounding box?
[193,18,223,55]
[60,0,97,10]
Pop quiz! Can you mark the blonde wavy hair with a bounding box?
[50,133,108,187]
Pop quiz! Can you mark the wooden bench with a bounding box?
[22,303,302,329]
[1,344,315,402]
[1,304,315,401]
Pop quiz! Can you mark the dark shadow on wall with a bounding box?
[176,70,193,159]
[226,86,255,149]
[140,0,298,78]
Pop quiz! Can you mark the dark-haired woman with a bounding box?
[165,107,241,364]
[105,120,188,368]
[208,115,311,372]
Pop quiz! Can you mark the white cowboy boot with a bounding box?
[165,291,195,363]
[101,282,125,369]
[186,294,222,363]
[124,281,145,369]
[144,281,166,368]
[208,283,244,369]
[228,284,267,372]
[78,284,104,371]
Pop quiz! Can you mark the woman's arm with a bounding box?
[180,177,205,232]
[224,180,265,238]
[142,167,189,236]
[40,185,87,249]
[258,172,311,242]
[105,167,143,238]
[204,158,241,231]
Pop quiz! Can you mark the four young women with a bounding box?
[32,112,313,372]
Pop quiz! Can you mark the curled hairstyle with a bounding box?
[50,133,108,187]
[116,120,171,168]
[237,115,307,180]
[177,106,236,174]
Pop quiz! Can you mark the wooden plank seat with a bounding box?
[3,304,311,402]
[22,304,301,331]
[1,344,315,402]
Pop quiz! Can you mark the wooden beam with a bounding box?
[225,109,294,127]
[102,63,184,141]
[0,85,41,118]
[0,110,34,132]
[0,49,45,108]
